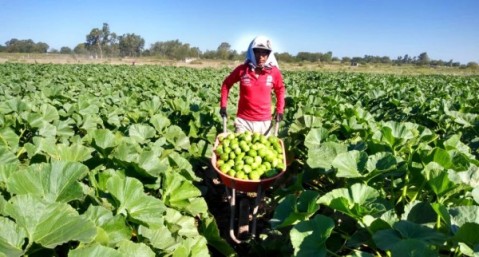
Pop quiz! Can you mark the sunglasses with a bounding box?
[253,49,271,55]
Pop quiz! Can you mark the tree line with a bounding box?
[1,23,477,67]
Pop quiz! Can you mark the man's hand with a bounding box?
[220,107,227,118]
[275,113,283,122]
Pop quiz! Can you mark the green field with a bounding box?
[1,63,478,257]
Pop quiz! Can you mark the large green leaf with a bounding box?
[373,220,446,253]
[171,236,210,257]
[138,207,210,256]
[374,121,417,150]
[135,150,170,177]
[270,190,320,229]
[161,172,207,216]
[317,183,386,219]
[332,150,368,178]
[54,118,75,138]
[448,206,479,228]
[304,127,329,150]
[452,222,479,248]
[38,121,57,137]
[0,98,29,114]
[117,240,155,257]
[129,124,156,144]
[0,163,18,185]
[7,161,88,203]
[290,214,335,257]
[69,243,126,257]
[198,215,236,257]
[164,208,199,238]
[4,194,96,249]
[421,162,456,197]
[149,113,171,133]
[0,217,27,257]
[167,151,199,181]
[366,152,397,172]
[24,138,93,161]
[106,175,167,227]
[307,141,347,170]
[23,136,56,160]
[23,104,59,128]
[138,223,178,252]
[448,164,479,188]
[289,114,323,133]
[390,239,437,257]
[402,201,437,226]
[165,125,190,150]
[0,146,18,164]
[443,134,475,159]
[83,205,132,247]
[81,114,104,131]
[39,103,60,122]
[92,129,120,150]
[49,143,94,162]
[112,141,141,164]
[0,128,19,151]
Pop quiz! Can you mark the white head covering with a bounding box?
[245,35,279,69]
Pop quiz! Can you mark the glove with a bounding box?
[275,113,283,122]
[220,107,227,118]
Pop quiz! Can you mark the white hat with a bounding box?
[251,36,272,52]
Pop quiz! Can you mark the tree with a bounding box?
[35,42,49,53]
[85,23,113,58]
[296,52,320,62]
[341,57,351,64]
[118,33,144,57]
[4,39,48,53]
[217,42,231,60]
[149,39,200,60]
[201,50,217,59]
[74,43,88,55]
[190,47,201,58]
[320,51,333,63]
[466,62,478,69]
[60,47,73,54]
[276,52,296,63]
[86,28,102,58]
[417,52,430,66]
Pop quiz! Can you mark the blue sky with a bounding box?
[1,0,478,64]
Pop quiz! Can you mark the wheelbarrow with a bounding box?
[210,117,287,244]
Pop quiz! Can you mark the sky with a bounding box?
[1,0,478,64]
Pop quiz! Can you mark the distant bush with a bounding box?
[466,62,478,69]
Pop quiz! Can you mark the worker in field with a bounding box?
[219,35,285,136]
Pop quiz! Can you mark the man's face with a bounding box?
[253,49,270,67]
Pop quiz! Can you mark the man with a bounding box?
[219,35,285,135]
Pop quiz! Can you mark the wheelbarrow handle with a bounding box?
[274,120,279,136]
[223,116,227,134]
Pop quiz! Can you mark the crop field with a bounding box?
[0,63,479,257]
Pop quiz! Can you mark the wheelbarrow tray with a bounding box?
[211,132,287,192]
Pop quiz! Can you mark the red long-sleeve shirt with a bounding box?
[220,64,285,121]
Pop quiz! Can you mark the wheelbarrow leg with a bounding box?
[227,187,243,244]
[238,198,250,239]
[251,185,263,237]
[226,186,265,243]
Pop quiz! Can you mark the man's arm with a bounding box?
[273,69,285,115]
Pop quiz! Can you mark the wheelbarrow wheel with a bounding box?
[238,198,250,239]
